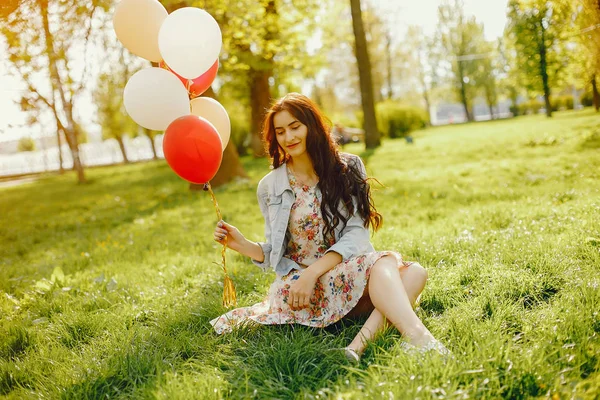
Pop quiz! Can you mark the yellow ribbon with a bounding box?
[205,182,237,308]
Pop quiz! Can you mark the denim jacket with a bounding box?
[251,153,375,276]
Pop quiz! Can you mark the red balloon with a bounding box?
[162,115,223,184]
[159,59,219,98]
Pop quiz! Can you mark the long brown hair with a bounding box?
[262,93,382,238]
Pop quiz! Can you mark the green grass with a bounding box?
[1,109,599,399]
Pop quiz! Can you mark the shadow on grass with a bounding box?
[61,341,161,399]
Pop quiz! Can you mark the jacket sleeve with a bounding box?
[251,179,272,271]
[324,155,372,261]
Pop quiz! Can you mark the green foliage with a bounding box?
[94,71,138,142]
[228,104,251,156]
[437,0,488,118]
[506,0,575,97]
[17,137,35,152]
[518,99,545,115]
[581,91,595,107]
[551,95,575,111]
[375,101,428,138]
[329,112,361,129]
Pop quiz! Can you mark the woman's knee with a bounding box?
[372,256,399,274]
[408,262,428,287]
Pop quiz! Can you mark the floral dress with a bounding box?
[210,167,411,334]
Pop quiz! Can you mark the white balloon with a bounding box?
[113,0,168,62]
[123,67,190,131]
[158,8,222,79]
[190,97,231,149]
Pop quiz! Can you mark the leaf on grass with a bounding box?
[50,266,65,283]
[93,273,105,284]
[5,293,20,305]
[34,279,53,292]
[106,278,117,291]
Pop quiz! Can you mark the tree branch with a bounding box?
[73,2,99,96]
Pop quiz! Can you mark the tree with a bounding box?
[404,26,442,123]
[577,0,600,111]
[437,0,486,122]
[497,36,524,116]
[162,0,319,158]
[349,0,379,149]
[473,40,499,119]
[161,0,249,187]
[0,0,110,183]
[94,50,140,164]
[506,0,575,117]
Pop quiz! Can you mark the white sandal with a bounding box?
[327,347,360,364]
[400,339,452,358]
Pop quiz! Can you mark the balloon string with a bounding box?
[204,182,237,308]
[186,79,193,98]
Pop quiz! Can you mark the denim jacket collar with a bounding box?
[272,162,322,201]
[273,163,292,196]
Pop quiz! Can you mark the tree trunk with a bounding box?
[145,129,158,160]
[40,0,85,183]
[189,87,248,190]
[419,65,432,125]
[56,122,64,174]
[206,141,248,188]
[385,31,393,100]
[62,126,85,182]
[485,87,495,120]
[350,0,380,149]
[249,69,271,157]
[116,136,129,163]
[457,60,472,122]
[592,75,600,112]
[539,23,552,118]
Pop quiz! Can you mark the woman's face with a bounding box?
[273,110,308,159]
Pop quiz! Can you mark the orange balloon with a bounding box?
[159,59,219,98]
[162,115,223,184]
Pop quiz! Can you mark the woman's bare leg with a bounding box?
[350,256,435,351]
[368,256,434,345]
[348,263,427,354]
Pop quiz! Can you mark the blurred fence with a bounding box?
[0,135,164,177]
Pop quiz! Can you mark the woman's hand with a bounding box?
[214,220,247,252]
[287,270,319,311]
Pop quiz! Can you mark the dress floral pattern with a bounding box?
[210,167,412,334]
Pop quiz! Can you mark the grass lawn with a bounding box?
[1,109,599,399]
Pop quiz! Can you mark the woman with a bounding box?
[210,93,448,362]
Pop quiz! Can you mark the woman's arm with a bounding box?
[215,221,265,262]
[236,237,265,262]
[214,180,272,267]
[250,179,273,269]
[287,252,342,311]
[303,252,342,280]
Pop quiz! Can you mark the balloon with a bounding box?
[158,7,222,79]
[160,59,219,98]
[123,67,190,131]
[113,0,168,62]
[190,97,231,149]
[163,115,223,184]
